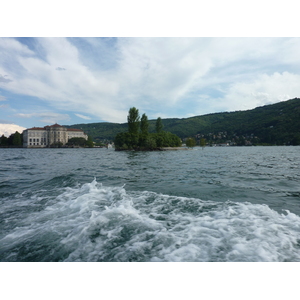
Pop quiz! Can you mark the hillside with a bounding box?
[66,98,300,145]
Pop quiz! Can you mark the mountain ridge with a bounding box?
[65,98,300,145]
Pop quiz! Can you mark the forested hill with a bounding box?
[66,98,300,145]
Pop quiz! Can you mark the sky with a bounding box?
[1,3,300,137]
[1,37,300,136]
[1,0,299,297]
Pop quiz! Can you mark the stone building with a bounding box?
[23,123,88,148]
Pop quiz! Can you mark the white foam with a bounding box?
[1,179,300,262]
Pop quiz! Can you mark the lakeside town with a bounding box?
[0,125,295,149]
[1,97,300,149]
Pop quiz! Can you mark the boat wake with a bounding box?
[1,178,300,261]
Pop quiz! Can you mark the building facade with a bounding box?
[23,124,88,148]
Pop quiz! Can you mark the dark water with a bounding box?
[1,146,300,261]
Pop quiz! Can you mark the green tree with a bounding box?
[87,135,94,147]
[155,133,164,147]
[114,132,130,150]
[0,134,8,146]
[51,142,63,148]
[145,136,157,149]
[186,137,196,148]
[156,117,163,133]
[127,107,140,136]
[140,113,149,136]
[13,131,22,146]
[152,132,181,148]
[127,107,140,148]
[114,108,181,150]
[200,138,206,149]
[67,137,87,147]
[7,133,14,146]
[139,113,149,148]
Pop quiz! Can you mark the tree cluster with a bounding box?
[0,131,22,147]
[185,137,196,148]
[66,136,94,148]
[114,107,182,150]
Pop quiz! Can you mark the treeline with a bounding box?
[0,133,95,148]
[114,107,182,150]
[34,136,94,148]
[0,132,22,147]
[68,98,300,146]
[66,137,94,148]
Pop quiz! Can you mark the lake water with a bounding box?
[1,146,300,261]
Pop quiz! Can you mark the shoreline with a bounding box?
[160,147,191,150]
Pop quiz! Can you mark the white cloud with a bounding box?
[0,95,7,101]
[15,112,70,124]
[219,72,300,111]
[75,113,91,120]
[0,123,26,137]
[1,38,122,120]
[0,37,33,56]
[1,37,300,123]
[115,38,214,105]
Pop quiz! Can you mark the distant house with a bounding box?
[22,123,88,148]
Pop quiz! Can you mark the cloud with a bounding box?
[0,37,34,56]
[0,37,122,121]
[15,112,70,124]
[1,37,300,123]
[0,74,12,83]
[0,123,26,137]
[75,113,91,120]
[0,95,7,101]
[218,71,300,111]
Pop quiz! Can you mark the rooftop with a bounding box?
[26,124,84,132]
[44,123,63,128]
[26,127,45,130]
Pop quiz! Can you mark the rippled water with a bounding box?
[0,146,300,261]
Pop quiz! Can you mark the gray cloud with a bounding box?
[0,74,12,83]
[56,67,66,71]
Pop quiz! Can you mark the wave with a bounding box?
[1,178,300,262]
[3,156,27,161]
